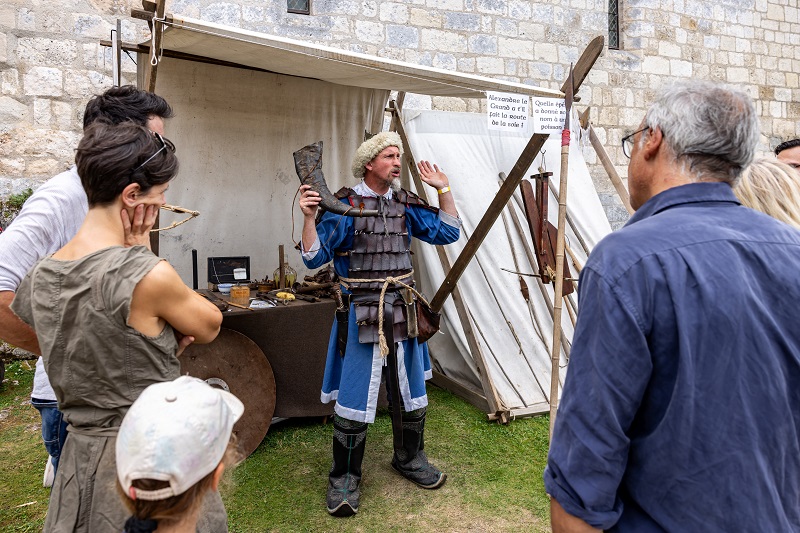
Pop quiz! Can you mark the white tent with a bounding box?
[402,110,611,417]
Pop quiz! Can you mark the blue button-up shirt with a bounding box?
[544,182,800,531]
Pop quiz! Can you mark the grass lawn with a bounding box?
[0,360,552,532]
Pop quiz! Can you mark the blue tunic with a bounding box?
[544,183,800,531]
[302,185,460,423]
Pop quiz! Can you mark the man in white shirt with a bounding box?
[0,85,175,486]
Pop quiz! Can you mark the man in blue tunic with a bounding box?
[545,80,800,531]
[298,132,460,516]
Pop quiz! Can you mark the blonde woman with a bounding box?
[735,157,800,229]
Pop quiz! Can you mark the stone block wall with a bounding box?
[1,0,798,230]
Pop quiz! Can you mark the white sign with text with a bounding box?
[486,91,529,132]
[530,97,567,133]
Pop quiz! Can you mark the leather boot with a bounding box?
[391,408,447,489]
[327,417,367,516]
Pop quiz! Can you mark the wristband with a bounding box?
[437,186,451,195]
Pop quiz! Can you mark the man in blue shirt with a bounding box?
[544,80,800,531]
[298,132,460,516]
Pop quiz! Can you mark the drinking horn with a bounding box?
[293,141,379,217]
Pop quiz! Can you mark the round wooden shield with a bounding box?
[180,328,276,458]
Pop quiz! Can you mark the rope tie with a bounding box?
[149,13,166,66]
[339,270,431,357]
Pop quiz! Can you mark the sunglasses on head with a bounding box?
[132,131,176,173]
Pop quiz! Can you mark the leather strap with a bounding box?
[384,300,403,450]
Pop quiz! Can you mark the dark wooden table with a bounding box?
[204,289,336,419]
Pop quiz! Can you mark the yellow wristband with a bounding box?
[437,186,451,195]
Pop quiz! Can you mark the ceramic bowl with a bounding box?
[217,283,233,295]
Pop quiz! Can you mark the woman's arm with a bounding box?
[129,261,222,344]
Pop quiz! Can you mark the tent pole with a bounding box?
[549,63,575,438]
[578,108,634,215]
[429,36,604,313]
[390,101,507,421]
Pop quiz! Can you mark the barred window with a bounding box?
[288,0,310,15]
[608,0,620,50]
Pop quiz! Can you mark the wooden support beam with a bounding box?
[389,92,405,133]
[112,19,122,86]
[429,36,604,313]
[578,107,634,215]
[142,0,166,93]
[487,402,551,421]
[131,8,173,23]
[101,39,274,74]
[391,100,506,419]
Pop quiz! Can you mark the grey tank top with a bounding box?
[12,245,180,429]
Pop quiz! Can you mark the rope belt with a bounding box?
[339,269,432,357]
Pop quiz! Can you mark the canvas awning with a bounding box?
[143,14,563,100]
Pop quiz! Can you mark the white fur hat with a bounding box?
[116,376,244,501]
[351,131,404,179]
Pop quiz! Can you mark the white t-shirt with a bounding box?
[0,166,87,400]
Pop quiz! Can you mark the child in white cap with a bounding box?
[116,376,244,533]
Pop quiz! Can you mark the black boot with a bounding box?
[391,408,447,489]
[327,417,367,516]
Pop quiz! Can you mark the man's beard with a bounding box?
[390,178,401,192]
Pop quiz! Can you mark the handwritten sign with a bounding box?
[530,97,566,133]
[487,91,529,132]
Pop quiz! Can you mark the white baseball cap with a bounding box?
[116,375,244,501]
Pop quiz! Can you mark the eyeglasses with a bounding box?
[133,131,176,173]
[621,127,649,159]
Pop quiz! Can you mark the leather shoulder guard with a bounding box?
[397,188,438,213]
[334,187,355,200]
[316,187,357,224]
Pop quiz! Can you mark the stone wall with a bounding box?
[1,0,798,229]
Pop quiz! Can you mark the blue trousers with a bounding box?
[31,398,69,476]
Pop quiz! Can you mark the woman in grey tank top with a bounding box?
[12,122,226,533]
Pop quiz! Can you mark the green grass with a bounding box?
[0,360,49,532]
[0,361,552,532]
